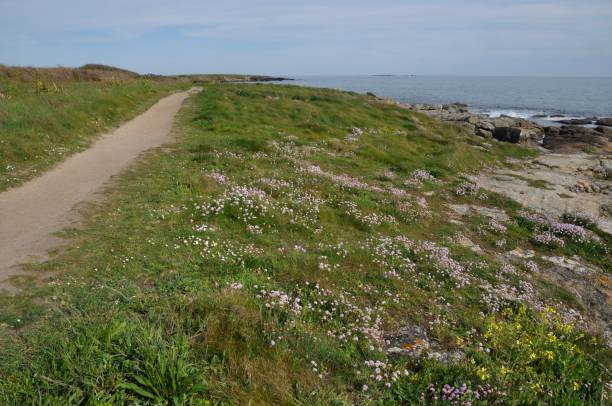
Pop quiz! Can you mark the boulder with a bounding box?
[478,128,493,138]
[520,128,545,145]
[543,126,609,153]
[558,118,595,125]
[493,127,524,143]
[401,102,543,146]
[596,117,612,127]
[492,117,517,128]
[475,119,495,132]
[594,126,612,138]
[443,103,469,113]
[600,160,612,179]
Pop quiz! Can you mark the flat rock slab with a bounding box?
[470,153,612,234]
[0,88,199,290]
[447,203,509,222]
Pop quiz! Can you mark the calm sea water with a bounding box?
[277,76,612,121]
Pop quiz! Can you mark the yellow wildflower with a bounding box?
[476,367,489,381]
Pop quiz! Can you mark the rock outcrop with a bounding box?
[370,96,610,153]
[596,117,612,127]
[395,102,545,146]
[558,118,596,125]
[543,126,611,153]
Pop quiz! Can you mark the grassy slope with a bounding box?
[0,84,609,404]
[0,78,186,191]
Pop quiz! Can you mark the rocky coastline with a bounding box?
[367,93,612,155]
[368,93,611,237]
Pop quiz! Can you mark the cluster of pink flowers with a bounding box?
[199,166,331,238]
[419,241,470,288]
[192,223,215,233]
[416,196,429,210]
[303,164,385,193]
[395,198,431,221]
[479,280,585,327]
[525,260,539,273]
[454,181,478,196]
[182,234,262,266]
[211,150,243,160]
[454,181,488,200]
[405,169,437,187]
[362,359,409,389]
[282,190,325,230]
[258,177,292,191]
[196,184,271,224]
[246,224,263,234]
[320,240,349,259]
[208,171,228,184]
[498,263,517,277]
[387,187,406,197]
[518,210,590,243]
[421,383,505,405]
[365,235,417,278]
[364,235,469,287]
[255,282,388,351]
[301,160,428,201]
[488,219,507,233]
[382,170,397,180]
[533,231,566,247]
[340,201,398,227]
[318,256,340,271]
[257,288,303,315]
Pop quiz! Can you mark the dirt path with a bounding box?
[0,88,199,289]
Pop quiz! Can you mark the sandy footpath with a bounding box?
[0,88,199,289]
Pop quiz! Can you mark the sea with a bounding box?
[274,76,612,125]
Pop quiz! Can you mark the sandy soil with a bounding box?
[0,88,199,290]
[471,153,612,234]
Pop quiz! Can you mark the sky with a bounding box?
[1,0,611,76]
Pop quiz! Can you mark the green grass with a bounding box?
[0,78,186,191]
[0,83,609,404]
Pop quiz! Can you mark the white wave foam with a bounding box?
[479,109,545,119]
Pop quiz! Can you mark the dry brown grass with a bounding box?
[0,64,284,85]
[0,64,140,83]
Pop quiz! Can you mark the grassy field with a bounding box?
[0,83,609,404]
[0,74,186,191]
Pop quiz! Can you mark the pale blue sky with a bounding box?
[1,0,611,76]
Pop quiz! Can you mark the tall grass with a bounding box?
[0,78,184,191]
